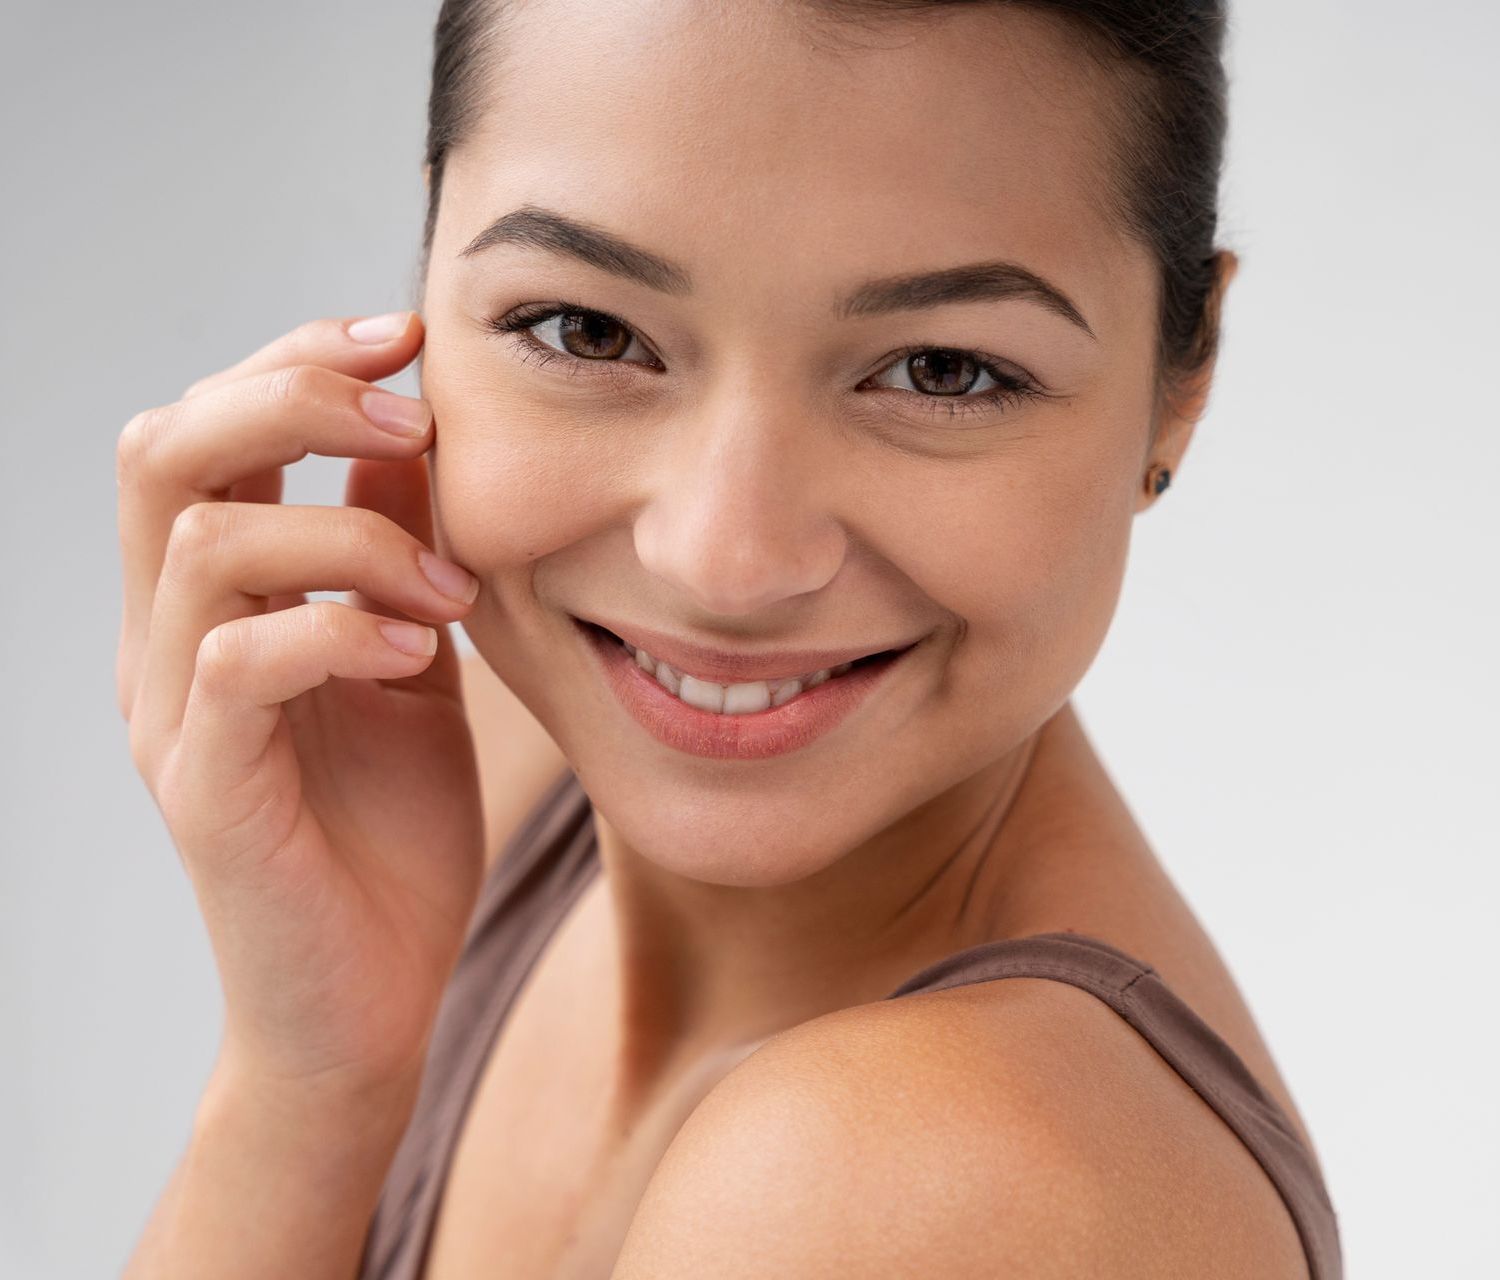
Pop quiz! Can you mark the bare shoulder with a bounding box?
[458,650,569,873]
[612,977,1309,1280]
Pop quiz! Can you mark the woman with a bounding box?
[119,1,1342,1276]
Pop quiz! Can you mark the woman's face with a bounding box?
[419,1,1179,885]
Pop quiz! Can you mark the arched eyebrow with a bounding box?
[459,203,1096,340]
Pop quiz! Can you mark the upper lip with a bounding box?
[576,614,918,685]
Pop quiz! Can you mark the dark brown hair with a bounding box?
[421,0,1231,419]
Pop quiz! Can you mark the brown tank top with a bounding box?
[358,766,1343,1279]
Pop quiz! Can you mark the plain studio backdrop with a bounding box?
[2,2,1495,1275]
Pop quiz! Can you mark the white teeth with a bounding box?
[619,637,858,715]
[678,674,731,714]
[769,680,803,708]
[721,679,771,715]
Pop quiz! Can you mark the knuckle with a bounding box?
[260,361,325,409]
[116,405,174,485]
[196,618,252,690]
[337,506,384,564]
[171,499,230,550]
[304,598,348,647]
[305,315,353,347]
[165,501,236,572]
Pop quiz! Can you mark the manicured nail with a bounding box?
[360,388,432,437]
[378,620,437,656]
[418,548,480,603]
[347,311,411,344]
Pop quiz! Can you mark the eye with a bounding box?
[485,302,659,379]
[859,347,1048,421]
[485,303,1051,422]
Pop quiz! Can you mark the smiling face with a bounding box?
[417,0,1187,885]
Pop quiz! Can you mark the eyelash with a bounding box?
[484,300,1050,422]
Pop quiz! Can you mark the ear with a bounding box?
[1136,249,1240,513]
[421,162,432,194]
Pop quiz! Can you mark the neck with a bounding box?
[588,705,1074,1122]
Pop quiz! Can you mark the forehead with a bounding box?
[437,0,1151,323]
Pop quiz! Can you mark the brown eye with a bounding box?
[904,349,983,396]
[555,310,633,360]
[862,344,1046,422]
[489,303,654,371]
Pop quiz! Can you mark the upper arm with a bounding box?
[611,982,1309,1280]
[458,650,568,873]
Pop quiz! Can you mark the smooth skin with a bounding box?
[119,2,1315,1277]
[117,314,482,1091]
[421,2,1310,1275]
[117,315,493,1277]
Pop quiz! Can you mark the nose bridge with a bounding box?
[634,387,847,618]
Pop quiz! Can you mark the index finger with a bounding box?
[182,310,425,401]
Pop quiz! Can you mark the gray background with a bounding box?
[3,1,1496,1275]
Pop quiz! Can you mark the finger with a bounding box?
[133,502,477,749]
[183,309,422,513]
[180,311,424,402]
[226,465,283,508]
[115,368,434,719]
[342,452,466,704]
[222,466,302,616]
[171,600,441,850]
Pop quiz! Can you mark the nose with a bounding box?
[632,404,848,617]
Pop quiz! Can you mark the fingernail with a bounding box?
[418,548,480,604]
[347,311,411,344]
[378,620,438,656]
[360,389,432,437]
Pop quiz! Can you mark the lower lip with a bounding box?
[575,619,915,760]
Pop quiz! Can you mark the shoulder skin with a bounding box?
[610,977,1309,1279]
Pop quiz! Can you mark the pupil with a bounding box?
[910,349,976,395]
[560,311,630,359]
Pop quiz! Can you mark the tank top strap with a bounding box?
[460,762,590,949]
[358,763,598,1280]
[885,931,1343,1280]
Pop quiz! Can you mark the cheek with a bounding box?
[430,424,582,566]
[900,433,1137,705]
[1001,489,1132,706]
[424,362,632,570]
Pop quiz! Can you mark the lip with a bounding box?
[574,617,917,760]
[572,613,916,685]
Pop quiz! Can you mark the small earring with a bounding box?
[1144,463,1172,497]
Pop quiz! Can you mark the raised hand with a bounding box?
[116,310,487,1097]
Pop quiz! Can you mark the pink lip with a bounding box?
[575,613,915,685]
[576,618,916,760]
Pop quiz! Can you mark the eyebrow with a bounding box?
[459,204,1096,339]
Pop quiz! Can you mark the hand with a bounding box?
[116,311,487,1096]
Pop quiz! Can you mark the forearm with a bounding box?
[123,1059,422,1280]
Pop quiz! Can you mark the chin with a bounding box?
[588,772,887,889]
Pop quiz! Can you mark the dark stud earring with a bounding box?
[1144,464,1172,497]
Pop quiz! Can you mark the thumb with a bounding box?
[342,451,466,703]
